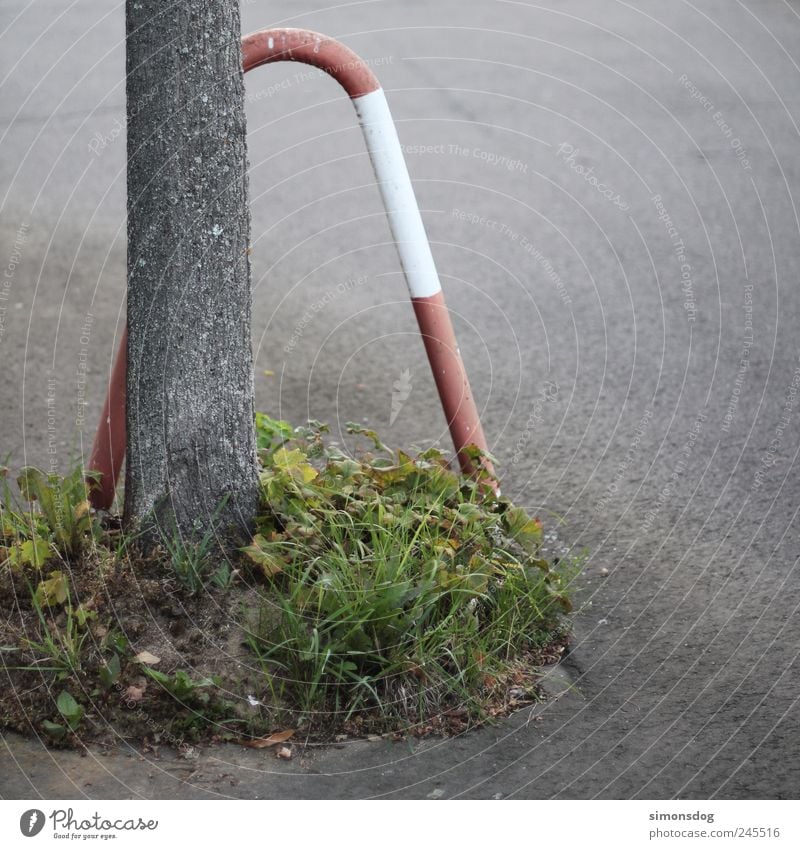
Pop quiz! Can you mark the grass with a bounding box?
[0,415,577,746]
[161,509,235,594]
[243,418,574,732]
[18,588,90,677]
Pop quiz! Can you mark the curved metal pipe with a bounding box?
[88,28,493,510]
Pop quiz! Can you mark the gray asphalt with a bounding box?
[2,0,800,799]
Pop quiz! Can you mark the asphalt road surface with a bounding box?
[1,0,800,799]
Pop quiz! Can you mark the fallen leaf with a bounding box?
[245,729,295,749]
[134,651,160,665]
[124,685,145,703]
[443,708,468,719]
[276,746,293,760]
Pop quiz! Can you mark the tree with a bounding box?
[124,1,259,550]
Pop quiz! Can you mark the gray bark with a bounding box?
[124,0,259,550]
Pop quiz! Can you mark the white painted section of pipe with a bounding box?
[353,88,443,299]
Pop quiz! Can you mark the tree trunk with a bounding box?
[124,0,259,550]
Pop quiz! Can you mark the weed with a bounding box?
[143,667,216,702]
[0,466,101,564]
[1,413,576,747]
[161,499,235,594]
[244,415,575,731]
[98,653,121,691]
[39,690,86,741]
[56,690,84,731]
[141,667,246,740]
[18,580,91,678]
[255,412,293,454]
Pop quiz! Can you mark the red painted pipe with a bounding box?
[412,292,489,474]
[242,29,379,96]
[88,327,127,510]
[87,28,494,510]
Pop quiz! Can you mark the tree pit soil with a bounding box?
[1,547,571,753]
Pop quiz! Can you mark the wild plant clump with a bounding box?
[244,417,573,731]
[0,416,575,746]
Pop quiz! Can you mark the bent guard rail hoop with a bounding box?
[88,28,493,510]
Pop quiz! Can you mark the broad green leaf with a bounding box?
[74,605,96,627]
[17,467,45,501]
[143,668,169,685]
[503,505,543,551]
[56,691,83,729]
[9,537,51,569]
[456,502,484,522]
[34,570,68,605]
[345,422,386,452]
[255,412,294,453]
[99,653,121,690]
[242,534,285,577]
[272,448,318,483]
[42,720,66,740]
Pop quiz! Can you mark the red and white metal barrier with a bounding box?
[88,28,493,510]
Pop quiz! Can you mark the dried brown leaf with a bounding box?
[245,729,295,749]
[124,685,145,703]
